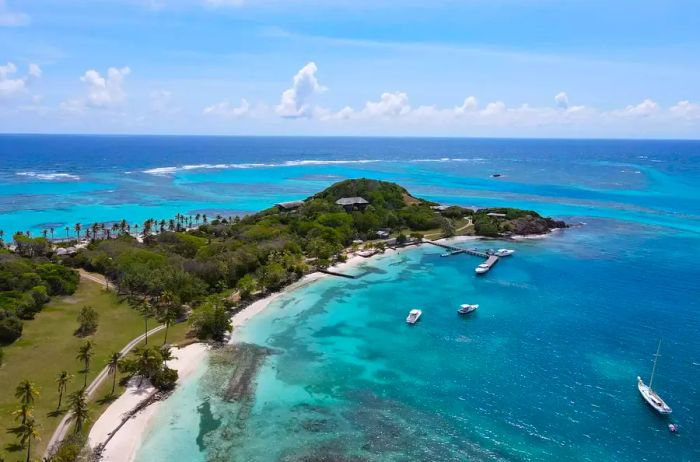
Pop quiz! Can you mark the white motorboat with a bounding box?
[494,248,515,257]
[475,263,489,274]
[457,304,479,314]
[406,309,422,324]
[637,340,672,414]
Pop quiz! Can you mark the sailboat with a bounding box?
[637,339,672,414]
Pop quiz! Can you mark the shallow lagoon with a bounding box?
[136,223,699,461]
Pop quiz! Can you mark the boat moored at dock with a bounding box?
[494,248,515,257]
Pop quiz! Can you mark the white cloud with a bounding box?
[454,96,478,114]
[363,91,410,117]
[669,100,700,119]
[0,0,29,27]
[0,62,41,100]
[276,62,326,118]
[554,91,569,109]
[28,63,42,78]
[203,98,250,117]
[63,66,131,111]
[613,98,659,117]
[481,101,506,116]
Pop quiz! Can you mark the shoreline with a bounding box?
[88,343,209,462]
[86,233,520,461]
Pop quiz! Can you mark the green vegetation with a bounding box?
[0,178,566,461]
[0,253,79,344]
[74,306,98,337]
[118,345,178,391]
[0,279,188,459]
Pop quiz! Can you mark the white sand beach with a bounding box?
[86,238,477,461]
[88,343,209,462]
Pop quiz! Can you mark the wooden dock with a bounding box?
[425,240,501,274]
[318,268,357,279]
[478,255,499,273]
[424,240,489,258]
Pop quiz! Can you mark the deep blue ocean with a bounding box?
[1,135,699,461]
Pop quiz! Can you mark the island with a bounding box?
[0,178,566,460]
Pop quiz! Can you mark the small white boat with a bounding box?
[637,340,672,415]
[475,263,489,274]
[406,309,422,324]
[441,253,451,257]
[458,304,479,314]
[494,248,515,257]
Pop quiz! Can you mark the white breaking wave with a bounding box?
[16,172,81,181]
[142,158,483,175]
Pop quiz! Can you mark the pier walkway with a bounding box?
[319,268,358,279]
[424,240,490,258]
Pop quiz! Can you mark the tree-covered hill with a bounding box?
[1,179,565,344]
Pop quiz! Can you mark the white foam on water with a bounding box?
[16,171,80,181]
[141,158,485,175]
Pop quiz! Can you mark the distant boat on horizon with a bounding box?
[637,339,672,415]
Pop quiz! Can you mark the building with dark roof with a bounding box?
[335,197,369,211]
[275,200,304,211]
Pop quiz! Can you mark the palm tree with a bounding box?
[202,214,208,224]
[55,370,73,410]
[141,300,152,345]
[18,418,39,462]
[65,226,70,239]
[0,229,4,247]
[50,227,55,241]
[195,213,201,225]
[68,389,89,434]
[107,352,121,395]
[14,380,39,424]
[76,340,94,387]
[159,290,178,345]
[74,223,82,241]
[133,346,160,386]
[42,229,48,238]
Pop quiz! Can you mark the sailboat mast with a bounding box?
[649,338,662,389]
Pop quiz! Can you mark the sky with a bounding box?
[1,0,699,138]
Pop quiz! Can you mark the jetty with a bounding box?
[424,240,490,258]
[425,240,501,274]
[477,255,500,274]
[318,268,358,279]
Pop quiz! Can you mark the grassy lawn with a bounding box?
[0,278,190,459]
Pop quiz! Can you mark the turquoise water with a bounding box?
[1,136,699,460]
[136,225,700,461]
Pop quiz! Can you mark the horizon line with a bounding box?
[1,132,699,143]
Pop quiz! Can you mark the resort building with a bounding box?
[376,229,391,238]
[335,197,369,211]
[275,200,304,211]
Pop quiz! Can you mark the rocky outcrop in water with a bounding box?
[510,216,567,235]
